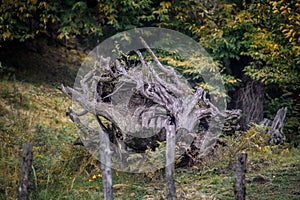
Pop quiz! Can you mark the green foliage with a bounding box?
[1,0,298,93]
[241,0,300,89]
[56,1,102,40]
[0,0,56,42]
[0,0,102,43]
[98,0,154,30]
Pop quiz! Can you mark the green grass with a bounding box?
[246,149,300,200]
[0,79,299,199]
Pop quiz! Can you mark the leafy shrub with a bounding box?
[203,124,285,170]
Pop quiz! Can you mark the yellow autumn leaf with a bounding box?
[285,29,293,38]
[160,1,171,9]
[270,1,277,7]
[279,5,287,11]
[2,33,10,40]
[90,27,96,32]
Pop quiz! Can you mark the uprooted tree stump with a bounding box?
[62,37,241,199]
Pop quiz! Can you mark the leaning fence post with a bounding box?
[234,153,247,200]
[18,143,33,200]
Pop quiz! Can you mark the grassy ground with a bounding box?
[0,78,299,199]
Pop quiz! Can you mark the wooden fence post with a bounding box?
[18,143,33,200]
[166,124,177,200]
[99,128,113,200]
[234,153,247,200]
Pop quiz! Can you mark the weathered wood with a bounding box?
[94,112,114,200]
[268,107,287,144]
[166,124,177,200]
[18,143,33,200]
[100,128,113,200]
[261,107,287,145]
[234,153,247,200]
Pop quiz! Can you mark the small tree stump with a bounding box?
[18,143,33,200]
[234,153,247,200]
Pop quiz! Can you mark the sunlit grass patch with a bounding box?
[0,80,79,199]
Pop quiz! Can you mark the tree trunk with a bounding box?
[234,77,264,129]
[234,153,247,200]
[165,124,177,200]
[18,143,33,200]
